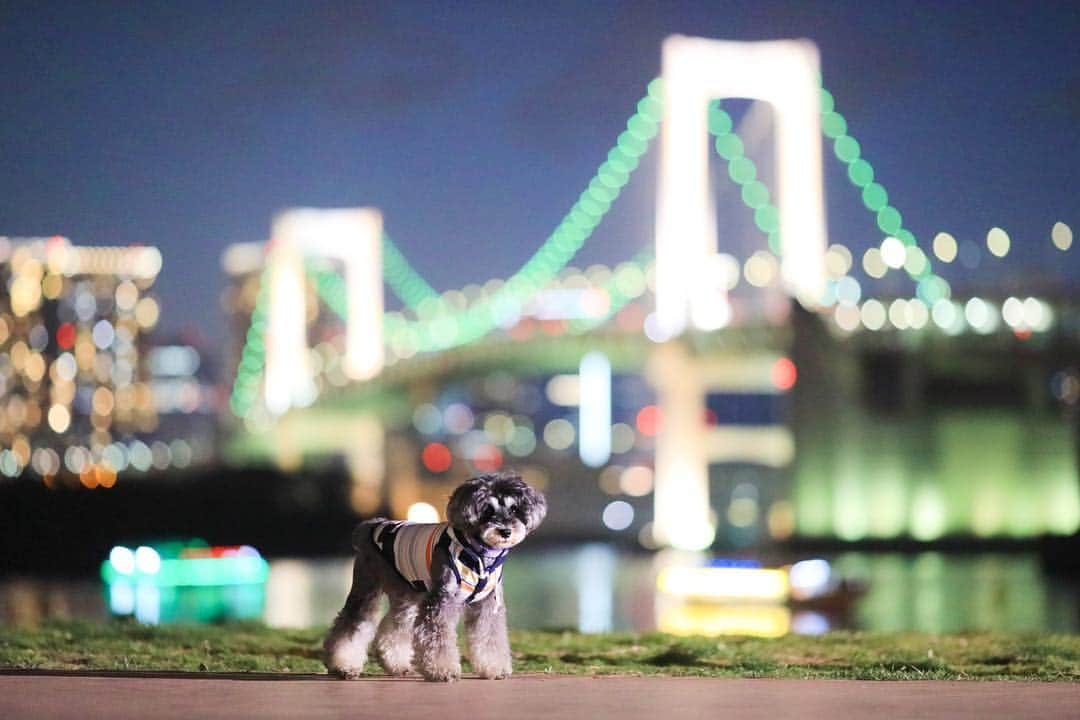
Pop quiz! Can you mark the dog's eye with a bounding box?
[479,507,495,521]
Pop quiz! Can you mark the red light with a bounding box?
[471,444,503,473]
[636,405,663,437]
[704,408,718,425]
[421,442,453,473]
[771,357,797,391]
[540,319,567,337]
[509,319,535,341]
[1014,329,1032,341]
[56,323,76,350]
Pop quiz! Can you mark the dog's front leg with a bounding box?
[465,583,512,679]
[413,581,464,682]
[375,598,418,675]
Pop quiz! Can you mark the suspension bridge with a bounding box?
[222,37,1079,549]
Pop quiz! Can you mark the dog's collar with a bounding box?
[447,526,508,569]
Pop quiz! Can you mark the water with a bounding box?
[1,547,1076,635]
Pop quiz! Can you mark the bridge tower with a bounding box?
[264,207,384,415]
[652,37,827,549]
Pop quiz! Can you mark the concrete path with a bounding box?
[2,673,1078,720]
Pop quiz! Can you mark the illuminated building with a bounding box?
[146,339,218,469]
[0,235,162,484]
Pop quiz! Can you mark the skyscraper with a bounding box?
[0,236,162,486]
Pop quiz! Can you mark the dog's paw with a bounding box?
[474,663,512,680]
[420,663,461,682]
[333,666,366,680]
[377,642,414,676]
[379,661,413,677]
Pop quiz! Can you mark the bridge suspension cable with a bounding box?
[382,232,440,309]
[228,265,272,417]
[818,81,951,305]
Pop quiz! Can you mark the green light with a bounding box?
[877,206,902,235]
[430,316,460,346]
[728,156,757,184]
[598,164,628,188]
[847,159,874,187]
[383,232,439,309]
[910,485,947,541]
[754,205,780,234]
[708,102,733,135]
[577,195,605,218]
[569,207,597,229]
[102,555,270,587]
[637,96,662,121]
[819,88,834,114]
[916,276,949,304]
[608,147,638,173]
[587,181,617,204]
[714,133,744,160]
[617,131,647,157]
[627,114,658,140]
[821,111,847,139]
[861,182,888,211]
[821,77,950,294]
[903,246,928,275]
[834,135,860,163]
[613,262,647,297]
[647,77,663,99]
[741,181,770,209]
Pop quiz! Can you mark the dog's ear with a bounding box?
[446,476,487,528]
[516,478,547,531]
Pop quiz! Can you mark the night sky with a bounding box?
[2,1,1077,367]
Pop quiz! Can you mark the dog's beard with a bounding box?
[479,520,527,550]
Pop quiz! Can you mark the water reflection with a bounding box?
[835,551,1078,633]
[107,581,264,624]
[575,544,615,633]
[1,547,1075,635]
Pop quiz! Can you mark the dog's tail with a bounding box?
[350,518,387,552]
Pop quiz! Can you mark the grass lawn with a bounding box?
[0,622,1077,681]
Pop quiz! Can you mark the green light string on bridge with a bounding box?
[228,266,273,418]
[818,83,951,305]
[307,247,654,348]
[231,75,967,418]
[378,78,664,354]
[382,232,439,310]
[227,80,664,416]
[309,262,348,320]
[707,101,783,255]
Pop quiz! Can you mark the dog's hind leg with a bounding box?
[323,555,381,679]
[374,596,418,675]
[465,584,512,679]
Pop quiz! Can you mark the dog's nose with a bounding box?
[497,528,512,539]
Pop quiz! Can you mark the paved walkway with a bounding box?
[2,673,1078,719]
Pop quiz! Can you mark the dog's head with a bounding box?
[446,472,546,551]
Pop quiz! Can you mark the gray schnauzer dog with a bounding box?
[323,472,546,682]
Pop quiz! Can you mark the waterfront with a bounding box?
[2,547,1075,636]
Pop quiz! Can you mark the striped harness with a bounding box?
[370,520,508,604]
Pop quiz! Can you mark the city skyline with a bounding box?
[1,1,1078,360]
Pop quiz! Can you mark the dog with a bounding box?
[323,472,546,682]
